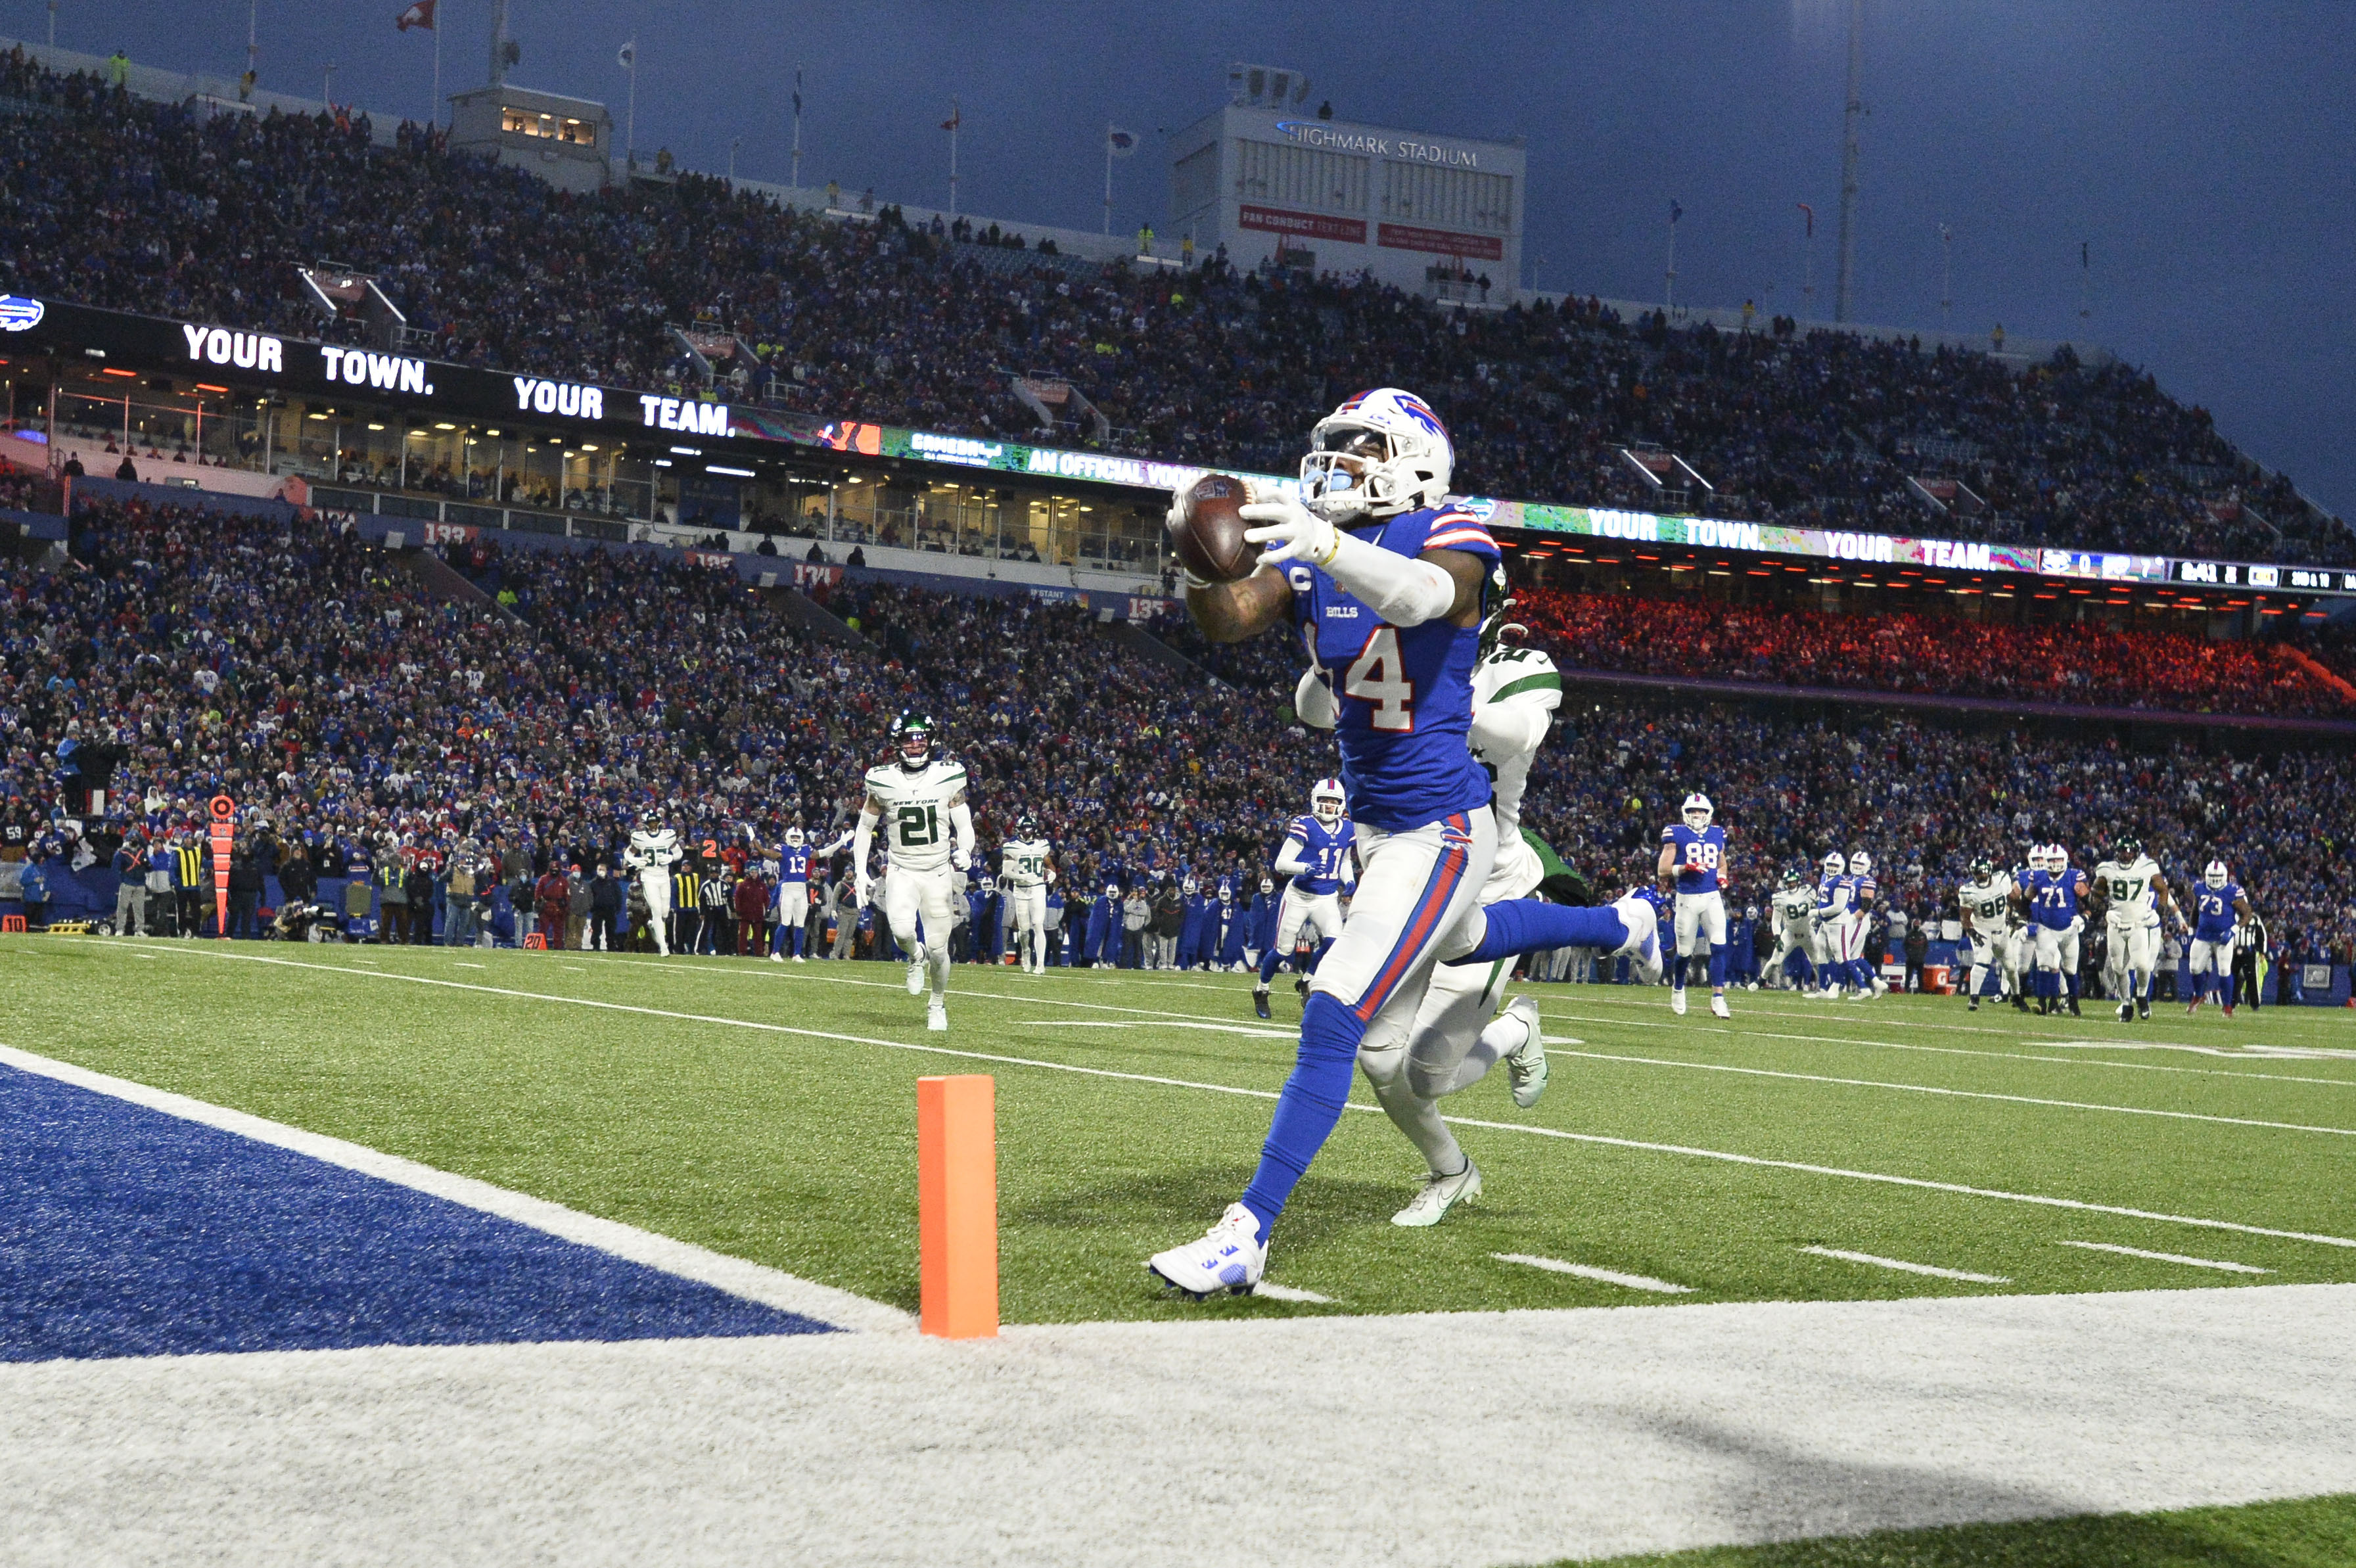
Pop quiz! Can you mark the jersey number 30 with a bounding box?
[1343,628,1415,731]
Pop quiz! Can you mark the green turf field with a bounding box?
[7,934,2354,1323]
[1567,1492,2356,1567]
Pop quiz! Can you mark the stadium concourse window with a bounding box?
[823,476,1159,568]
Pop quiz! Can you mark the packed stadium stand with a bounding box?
[5,499,2352,969]
[2,47,2347,568]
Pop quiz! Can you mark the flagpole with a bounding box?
[430,11,440,129]
[627,47,637,171]
[1664,204,1678,313]
[948,99,959,219]
[791,64,803,190]
[1103,126,1113,235]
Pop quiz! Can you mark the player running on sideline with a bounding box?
[1657,792,1733,1018]
[1251,779,1356,1019]
[1146,388,1503,1298]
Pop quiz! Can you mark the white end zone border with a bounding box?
[0,1040,913,1335]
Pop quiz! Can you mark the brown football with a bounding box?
[1170,473,1258,582]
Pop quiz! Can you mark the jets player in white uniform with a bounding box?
[1767,869,1820,990]
[622,812,685,956]
[2091,836,2184,1023]
[852,712,975,1032]
[1251,778,1356,1018]
[1000,815,1054,975]
[1956,857,2016,1012]
[1657,793,1734,1018]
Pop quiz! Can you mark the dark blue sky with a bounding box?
[32,1,2356,520]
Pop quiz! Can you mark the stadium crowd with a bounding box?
[1512,588,2350,716]
[2,49,2347,568]
[3,497,2352,976]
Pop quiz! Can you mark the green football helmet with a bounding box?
[890,711,938,772]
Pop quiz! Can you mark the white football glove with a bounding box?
[950,846,970,873]
[1241,495,1341,568]
[855,874,873,908]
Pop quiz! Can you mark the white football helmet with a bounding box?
[2044,842,2068,871]
[1299,387,1453,521]
[1182,876,1198,896]
[1820,851,1846,877]
[1310,777,1345,826]
[783,827,804,849]
[2206,860,2229,888]
[1847,850,1872,877]
[1682,793,1713,831]
[1259,875,1274,894]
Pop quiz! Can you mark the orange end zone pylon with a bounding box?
[917,1074,998,1339]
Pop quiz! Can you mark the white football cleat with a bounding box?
[1872,977,1890,996]
[793,954,806,963]
[927,1002,948,1032]
[1392,1160,1483,1228]
[906,953,926,996]
[1709,992,1731,1020]
[1147,1203,1266,1297]
[768,951,785,963]
[1669,986,1688,1015]
[1500,996,1547,1108]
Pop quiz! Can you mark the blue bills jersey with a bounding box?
[2027,867,2085,931]
[1280,815,1354,896]
[1288,503,1499,832]
[1850,872,1877,908]
[777,844,812,883]
[1663,823,1726,894]
[2194,881,2244,940]
[1816,875,1853,921]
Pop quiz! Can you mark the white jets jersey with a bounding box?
[624,827,681,873]
[1000,837,1051,888]
[864,756,968,874]
[1467,643,1562,902]
[2095,856,2163,924]
[1960,873,2014,936]
[1772,885,1818,937]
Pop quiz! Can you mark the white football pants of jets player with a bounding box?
[1998,925,2029,997]
[1675,889,1728,965]
[2109,912,2162,996]
[1007,883,1049,971]
[883,867,960,994]
[1966,923,2008,996]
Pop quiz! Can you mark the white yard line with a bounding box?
[1531,1005,2356,1090]
[2060,1240,2271,1275]
[74,938,2356,1256]
[1542,1047,2356,1138]
[0,1039,911,1334]
[1251,1281,1333,1304]
[1801,1246,2011,1284]
[1492,1253,1692,1294]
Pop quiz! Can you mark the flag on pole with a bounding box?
[1797,201,1813,237]
[1670,200,1683,224]
[2081,241,2090,269]
[941,104,961,132]
[1106,125,1137,158]
[793,68,802,116]
[395,0,434,30]
[617,39,636,69]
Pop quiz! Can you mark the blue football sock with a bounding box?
[1257,944,1284,986]
[1309,936,1333,973]
[1709,943,1728,989]
[1447,898,1630,965]
[1238,992,1366,1244]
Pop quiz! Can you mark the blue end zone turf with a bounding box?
[0,1066,835,1361]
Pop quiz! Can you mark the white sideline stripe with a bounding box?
[2060,1241,2272,1275]
[1533,1005,2356,1090]
[0,1039,913,1336]
[1251,1281,1333,1303]
[1492,1253,1693,1294]
[1023,1019,1296,1039]
[1544,1046,2356,1138]
[1801,1247,2011,1284]
[66,940,2356,1254]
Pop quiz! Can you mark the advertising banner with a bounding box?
[1237,205,1368,245]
